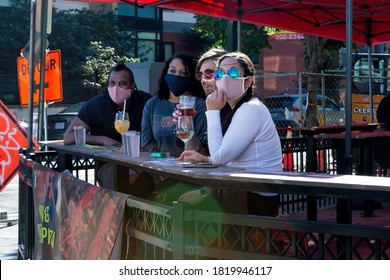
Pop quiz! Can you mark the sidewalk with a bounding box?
[0,175,19,260]
[0,222,18,260]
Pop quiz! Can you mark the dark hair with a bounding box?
[196,48,228,74]
[377,94,390,128]
[217,52,255,135]
[108,63,136,89]
[156,53,205,99]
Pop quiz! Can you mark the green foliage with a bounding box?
[182,28,216,54]
[49,8,135,80]
[82,41,139,90]
[189,15,270,57]
[241,24,271,56]
[192,15,227,50]
[0,1,137,80]
[0,0,30,74]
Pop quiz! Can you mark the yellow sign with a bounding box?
[17,49,63,106]
[351,94,384,123]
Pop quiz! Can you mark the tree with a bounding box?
[302,35,328,126]
[0,1,136,80]
[302,35,344,126]
[49,8,135,81]
[82,41,139,95]
[188,15,271,58]
[0,0,30,75]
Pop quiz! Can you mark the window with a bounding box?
[117,3,136,16]
[137,32,159,62]
[138,40,155,62]
[138,6,159,19]
[0,0,11,7]
[353,55,388,94]
[164,43,174,61]
[117,4,162,61]
[118,3,159,19]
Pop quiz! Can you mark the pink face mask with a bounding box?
[108,86,132,104]
[216,75,248,101]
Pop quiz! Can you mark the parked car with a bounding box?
[18,120,29,131]
[46,102,85,140]
[264,93,345,129]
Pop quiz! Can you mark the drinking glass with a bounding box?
[74,126,86,146]
[114,111,130,151]
[176,116,194,149]
[179,96,196,116]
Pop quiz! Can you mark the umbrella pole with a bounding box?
[344,0,353,175]
[237,20,241,51]
[26,0,37,158]
[367,43,373,122]
[366,19,374,122]
[237,0,242,51]
[37,0,49,143]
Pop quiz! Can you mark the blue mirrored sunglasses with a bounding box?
[213,67,241,81]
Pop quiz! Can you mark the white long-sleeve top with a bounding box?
[206,97,283,172]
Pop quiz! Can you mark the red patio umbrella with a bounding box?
[79,0,390,46]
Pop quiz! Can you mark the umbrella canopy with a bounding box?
[77,0,390,46]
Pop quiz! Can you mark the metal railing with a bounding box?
[125,195,390,260]
[18,137,390,260]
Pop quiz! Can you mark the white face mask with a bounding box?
[216,75,248,101]
[108,86,132,104]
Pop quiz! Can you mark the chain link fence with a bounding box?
[3,70,389,127]
[254,70,390,131]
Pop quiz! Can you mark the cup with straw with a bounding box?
[114,99,130,151]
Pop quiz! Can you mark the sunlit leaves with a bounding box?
[81,41,139,90]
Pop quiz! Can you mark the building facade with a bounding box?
[0,0,305,106]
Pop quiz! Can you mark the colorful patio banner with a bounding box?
[32,163,127,259]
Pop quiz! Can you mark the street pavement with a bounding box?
[0,175,19,260]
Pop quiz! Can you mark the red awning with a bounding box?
[69,0,390,46]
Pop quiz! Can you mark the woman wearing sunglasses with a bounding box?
[177,51,283,216]
[175,48,233,140]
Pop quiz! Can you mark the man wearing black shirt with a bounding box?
[64,63,153,195]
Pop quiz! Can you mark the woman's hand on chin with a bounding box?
[206,89,226,111]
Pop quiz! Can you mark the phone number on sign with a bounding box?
[274,33,305,40]
[212,266,272,276]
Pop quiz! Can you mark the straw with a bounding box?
[122,99,126,121]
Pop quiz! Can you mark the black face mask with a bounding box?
[164,74,192,96]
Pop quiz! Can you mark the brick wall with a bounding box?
[263,40,306,95]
